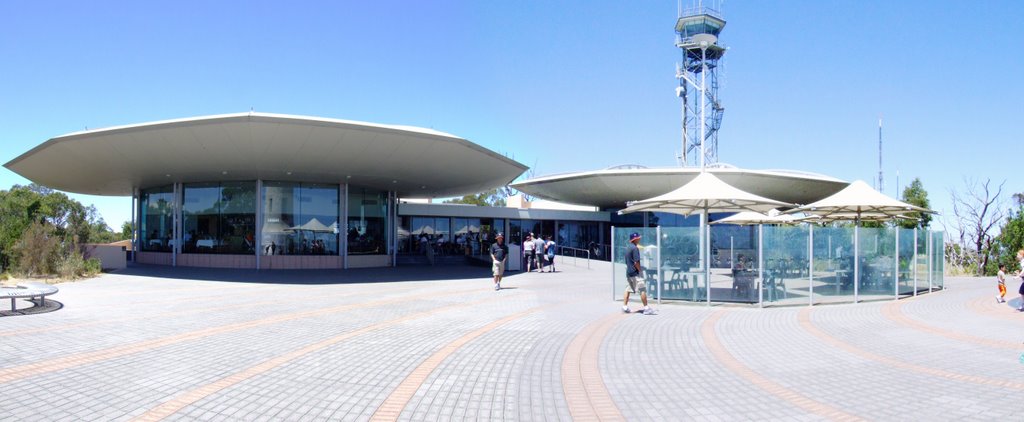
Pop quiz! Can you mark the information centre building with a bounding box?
[5,112,620,270]
[6,112,869,272]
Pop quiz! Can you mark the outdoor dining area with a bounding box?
[613,173,944,307]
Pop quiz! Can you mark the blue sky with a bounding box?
[2,1,1022,232]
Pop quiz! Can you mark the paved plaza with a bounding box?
[0,260,1017,421]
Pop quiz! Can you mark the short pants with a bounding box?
[626,275,646,294]
[493,260,505,276]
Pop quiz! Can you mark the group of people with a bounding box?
[995,249,1024,310]
[522,232,556,273]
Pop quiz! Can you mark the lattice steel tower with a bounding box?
[675,5,726,168]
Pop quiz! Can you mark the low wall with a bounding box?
[260,255,343,270]
[137,251,172,266]
[178,254,256,269]
[348,255,391,268]
[82,244,127,271]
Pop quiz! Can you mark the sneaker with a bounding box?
[495,283,500,291]
[642,308,657,315]
[622,306,630,313]
[998,295,1003,303]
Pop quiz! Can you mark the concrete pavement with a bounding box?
[0,260,1016,421]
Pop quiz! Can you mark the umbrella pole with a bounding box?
[854,218,860,304]
[705,208,711,306]
[808,223,814,307]
[758,224,763,308]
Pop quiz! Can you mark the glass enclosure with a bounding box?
[140,185,174,252]
[614,225,945,306]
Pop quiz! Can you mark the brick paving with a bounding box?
[0,261,1017,420]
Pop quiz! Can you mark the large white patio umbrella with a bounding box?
[619,172,794,304]
[783,180,934,302]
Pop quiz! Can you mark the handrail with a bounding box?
[555,245,591,269]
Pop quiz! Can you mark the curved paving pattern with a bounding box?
[0,264,1020,420]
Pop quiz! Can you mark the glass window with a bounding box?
[262,182,339,256]
[348,187,388,255]
[182,181,256,254]
[140,185,174,252]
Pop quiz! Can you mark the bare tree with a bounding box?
[949,178,1005,275]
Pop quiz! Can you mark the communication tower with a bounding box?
[675,3,726,168]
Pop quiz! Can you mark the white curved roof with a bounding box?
[5,112,528,197]
[510,167,849,209]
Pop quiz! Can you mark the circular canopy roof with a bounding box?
[510,167,849,210]
[5,112,527,197]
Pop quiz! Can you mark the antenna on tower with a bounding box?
[878,116,883,192]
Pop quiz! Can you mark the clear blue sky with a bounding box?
[2,1,1022,232]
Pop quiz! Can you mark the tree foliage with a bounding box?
[990,193,1024,275]
[0,184,116,273]
[442,189,507,207]
[898,178,932,229]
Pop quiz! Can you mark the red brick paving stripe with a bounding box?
[964,295,1024,322]
[881,298,1024,350]
[370,304,552,422]
[131,295,508,422]
[0,286,480,386]
[561,313,628,422]
[798,307,1024,390]
[701,310,865,422]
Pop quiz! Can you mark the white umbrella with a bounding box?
[710,210,798,226]
[783,180,935,302]
[619,172,795,305]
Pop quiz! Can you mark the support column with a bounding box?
[894,228,900,299]
[913,226,918,296]
[656,226,662,305]
[341,183,348,269]
[808,224,814,307]
[132,189,138,263]
[758,224,764,308]
[172,183,179,267]
[611,225,616,300]
[853,222,860,304]
[255,179,263,270]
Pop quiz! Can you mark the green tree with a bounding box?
[121,221,134,240]
[898,178,932,229]
[443,189,507,207]
[990,193,1024,274]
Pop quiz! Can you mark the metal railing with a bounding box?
[556,245,591,269]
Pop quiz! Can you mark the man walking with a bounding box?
[623,232,654,314]
[533,233,546,272]
[490,232,509,290]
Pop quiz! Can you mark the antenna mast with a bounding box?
[878,116,883,192]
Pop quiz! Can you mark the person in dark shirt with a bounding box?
[490,232,509,290]
[623,232,654,314]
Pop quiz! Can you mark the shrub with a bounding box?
[83,258,102,276]
[55,250,85,280]
[13,221,59,276]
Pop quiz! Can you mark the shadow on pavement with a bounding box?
[113,263,498,286]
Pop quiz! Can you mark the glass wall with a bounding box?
[619,224,945,306]
[898,228,915,297]
[140,185,174,252]
[761,225,809,306]
[656,227,703,301]
[262,182,339,255]
[182,182,256,254]
[348,188,388,255]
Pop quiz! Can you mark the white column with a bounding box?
[913,226,918,296]
[656,226,662,305]
[255,179,263,271]
[894,227,900,299]
[927,230,933,292]
[611,225,616,300]
[341,183,348,269]
[131,189,138,263]
[808,224,814,306]
[758,224,764,308]
[172,183,179,267]
[853,222,860,304]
